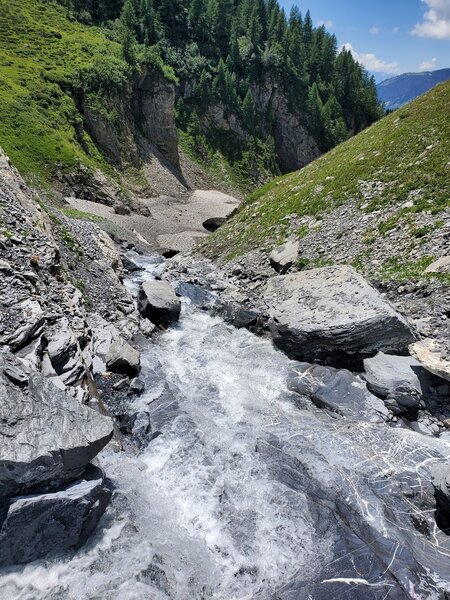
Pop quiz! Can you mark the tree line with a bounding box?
[61,0,383,168]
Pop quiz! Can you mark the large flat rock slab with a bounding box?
[264,266,416,365]
[0,368,113,498]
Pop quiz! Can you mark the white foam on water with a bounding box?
[1,308,449,599]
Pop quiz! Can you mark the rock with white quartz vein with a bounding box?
[287,362,390,422]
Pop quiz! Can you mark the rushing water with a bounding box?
[1,263,450,599]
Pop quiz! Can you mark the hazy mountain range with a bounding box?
[376,68,450,110]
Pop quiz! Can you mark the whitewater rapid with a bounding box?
[0,263,449,599]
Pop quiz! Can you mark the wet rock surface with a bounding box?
[138,280,181,327]
[0,465,111,567]
[287,362,390,422]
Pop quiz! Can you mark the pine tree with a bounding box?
[122,26,137,65]
[216,0,233,53]
[322,94,348,149]
[120,0,139,64]
[121,0,138,33]
[248,3,262,50]
[242,89,257,132]
[140,0,160,45]
[216,58,238,108]
[307,82,324,136]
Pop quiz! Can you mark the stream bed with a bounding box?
[1,262,449,599]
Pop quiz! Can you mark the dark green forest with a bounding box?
[60,0,384,178]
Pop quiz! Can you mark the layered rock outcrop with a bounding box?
[0,362,113,499]
[0,465,111,566]
[79,68,179,171]
[264,265,416,366]
[0,357,113,566]
[0,148,145,565]
[199,78,320,173]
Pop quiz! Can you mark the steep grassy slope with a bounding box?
[202,81,450,280]
[0,0,127,184]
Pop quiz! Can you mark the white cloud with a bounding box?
[419,57,438,70]
[393,26,400,33]
[369,26,380,35]
[342,43,400,74]
[412,0,450,39]
[317,20,333,28]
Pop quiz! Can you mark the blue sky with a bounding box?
[279,0,450,77]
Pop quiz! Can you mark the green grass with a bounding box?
[178,127,280,195]
[202,81,450,262]
[59,225,83,255]
[0,0,125,184]
[61,207,104,223]
[378,256,434,281]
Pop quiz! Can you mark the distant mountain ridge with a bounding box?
[377,68,450,109]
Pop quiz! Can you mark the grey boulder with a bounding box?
[363,352,431,414]
[410,339,450,382]
[287,362,390,422]
[106,337,141,376]
[0,371,113,499]
[425,256,450,274]
[0,465,111,566]
[221,302,259,329]
[138,280,181,327]
[45,326,79,375]
[265,266,415,366]
[269,240,300,274]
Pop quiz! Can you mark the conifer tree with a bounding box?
[242,90,257,132]
[307,82,324,135]
[140,0,160,45]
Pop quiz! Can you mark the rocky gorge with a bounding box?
[0,131,450,598]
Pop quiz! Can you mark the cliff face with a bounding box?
[79,68,180,172]
[134,71,180,168]
[193,78,320,174]
[80,70,318,180]
[250,79,320,172]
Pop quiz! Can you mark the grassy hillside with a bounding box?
[0,0,128,184]
[202,81,450,280]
